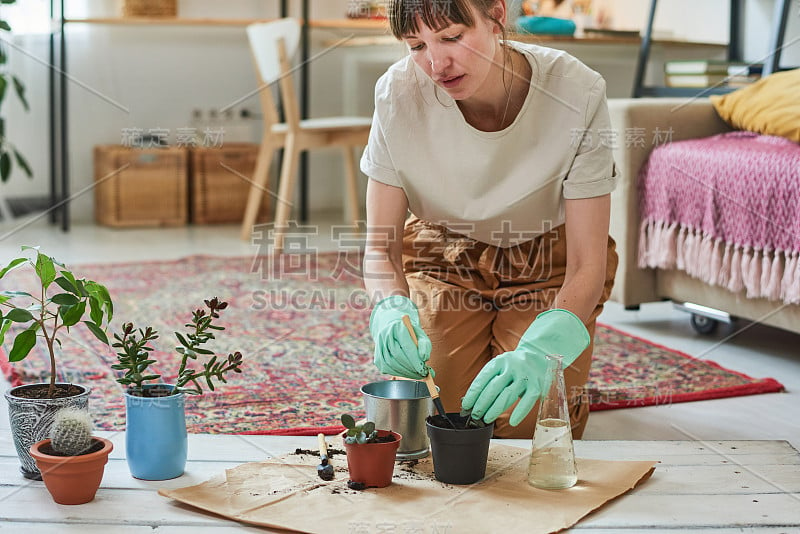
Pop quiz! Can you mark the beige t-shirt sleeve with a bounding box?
[360,77,401,187]
[562,77,618,199]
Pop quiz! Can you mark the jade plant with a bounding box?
[111,297,243,397]
[0,246,113,398]
[341,414,379,444]
[49,407,93,456]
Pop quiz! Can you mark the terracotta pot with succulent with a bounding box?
[29,407,113,505]
[111,297,243,480]
[340,414,401,489]
[1,246,113,480]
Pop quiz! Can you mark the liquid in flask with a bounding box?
[528,354,578,489]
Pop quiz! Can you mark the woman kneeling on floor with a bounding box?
[362,0,618,438]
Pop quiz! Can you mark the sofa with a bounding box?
[607,97,800,335]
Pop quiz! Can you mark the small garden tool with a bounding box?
[316,433,334,481]
[401,315,456,429]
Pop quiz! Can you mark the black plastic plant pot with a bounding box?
[425,413,494,485]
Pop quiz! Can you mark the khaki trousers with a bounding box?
[402,216,618,439]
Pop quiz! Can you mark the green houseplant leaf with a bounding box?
[0,257,26,278]
[11,75,28,111]
[5,308,33,322]
[59,301,86,327]
[13,148,31,177]
[0,3,33,182]
[0,151,9,182]
[8,327,36,362]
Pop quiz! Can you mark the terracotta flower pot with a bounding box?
[29,437,113,505]
[343,430,402,488]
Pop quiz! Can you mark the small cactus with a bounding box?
[50,408,93,456]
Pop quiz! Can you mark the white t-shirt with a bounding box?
[360,41,617,247]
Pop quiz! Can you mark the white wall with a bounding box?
[597,0,729,43]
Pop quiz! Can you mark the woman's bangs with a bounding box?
[390,0,475,38]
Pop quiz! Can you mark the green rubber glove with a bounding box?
[369,295,433,379]
[461,309,590,426]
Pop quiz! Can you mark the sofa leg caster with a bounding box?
[690,314,719,335]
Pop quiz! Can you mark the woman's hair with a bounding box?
[389,0,517,109]
[388,0,506,40]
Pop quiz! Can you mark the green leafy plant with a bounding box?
[0,0,33,182]
[112,297,244,397]
[49,407,93,456]
[0,246,113,398]
[341,414,379,444]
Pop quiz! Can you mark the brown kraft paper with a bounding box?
[159,443,657,533]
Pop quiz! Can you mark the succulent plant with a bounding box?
[341,414,379,444]
[49,408,93,456]
[112,297,244,397]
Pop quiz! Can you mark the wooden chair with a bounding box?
[240,18,372,251]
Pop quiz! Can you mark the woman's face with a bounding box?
[402,2,505,101]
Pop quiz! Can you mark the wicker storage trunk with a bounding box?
[190,143,269,225]
[94,145,188,227]
[122,0,177,17]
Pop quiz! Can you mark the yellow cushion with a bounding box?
[710,68,800,142]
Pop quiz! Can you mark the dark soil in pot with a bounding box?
[9,383,85,399]
[367,433,398,444]
[428,413,489,430]
[37,439,106,456]
[128,385,174,397]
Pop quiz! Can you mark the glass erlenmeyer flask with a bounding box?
[527,354,578,489]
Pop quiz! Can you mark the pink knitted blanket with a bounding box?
[638,131,800,305]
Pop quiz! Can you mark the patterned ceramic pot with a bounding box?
[4,383,91,480]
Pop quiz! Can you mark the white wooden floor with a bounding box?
[1,215,799,451]
[1,434,798,532]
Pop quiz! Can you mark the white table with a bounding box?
[1,432,799,533]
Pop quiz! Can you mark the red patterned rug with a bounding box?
[1,254,784,435]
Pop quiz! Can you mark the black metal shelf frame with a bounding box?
[632,0,792,98]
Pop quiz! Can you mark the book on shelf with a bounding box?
[665,60,733,75]
[726,74,761,87]
[665,73,730,87]
[664,73,761,88]
[726,64,763,76]
[664,60,763,76]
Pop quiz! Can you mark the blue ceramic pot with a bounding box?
[125,384,187,480]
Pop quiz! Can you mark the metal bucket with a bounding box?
[361,380,434,460]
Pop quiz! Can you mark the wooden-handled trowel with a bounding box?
[401,315,457,429]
